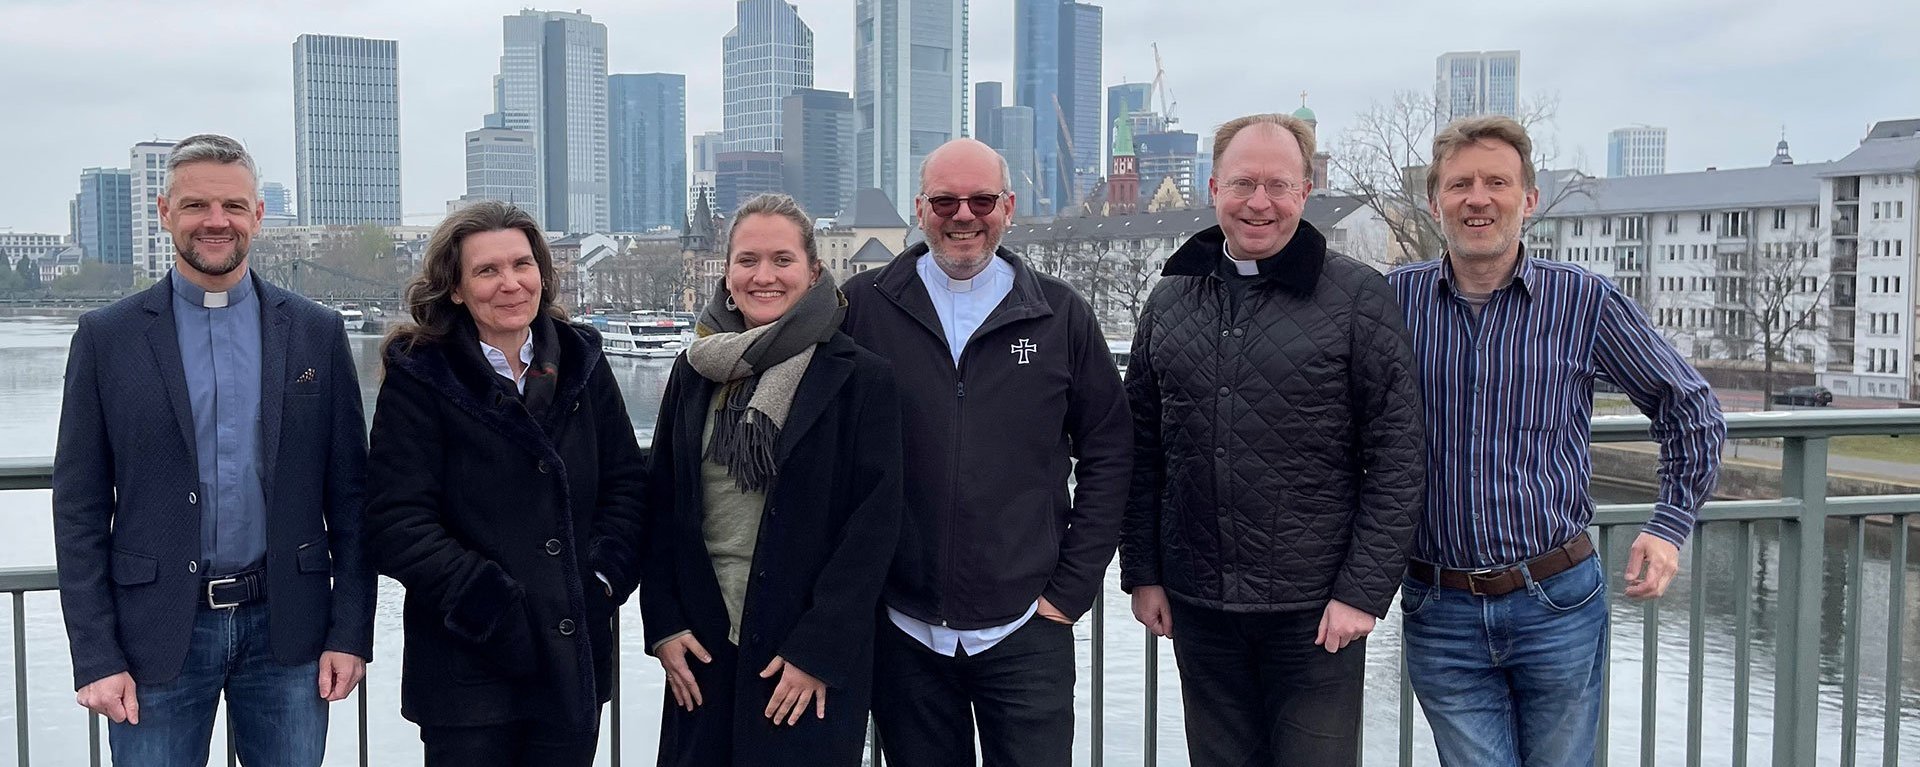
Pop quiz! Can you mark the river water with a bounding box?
[0,315,1912,765]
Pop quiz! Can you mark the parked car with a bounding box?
[1772,385,1834,407]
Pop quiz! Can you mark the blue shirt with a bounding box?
[1386,252,1726,568]
[170,269,266,575]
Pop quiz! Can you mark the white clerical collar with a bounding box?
[1221,243,1261,276]
[920,254,1010,295]
[170,268,252,309]
[947,275,976,293]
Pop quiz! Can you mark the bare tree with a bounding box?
[1720,236,1830,410]
[1330,89,1592,265]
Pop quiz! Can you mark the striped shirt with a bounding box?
[1386,252,1726,568]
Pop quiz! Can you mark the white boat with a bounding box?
[336,305,366,333]
[1108,338,1132,377]
[603,314,694,359]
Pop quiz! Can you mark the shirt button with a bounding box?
[187,491,198,504]
[544,539,562,556]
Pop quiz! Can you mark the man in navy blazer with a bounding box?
[52,134,375,766]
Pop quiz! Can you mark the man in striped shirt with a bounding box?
[1386,116,1726,767]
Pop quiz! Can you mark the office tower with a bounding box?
[464,126,541,214]
[723,0,814,152]
[855,0,969,217]
[1608,125,1668,177]
[74,168,132,266]
[131,140,180,280]
[293,34,401,225]
[975,81,1004,147]
[1016,0,1101,214]
[1435,50,1520,124]
[611,73,689,231]
[496,10,609,232]
[782,88,856,218]
[1107,81,1150,170]
[715,151,786,213]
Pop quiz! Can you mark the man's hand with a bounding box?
[1131,586,1173,638]
[1037,596,1074,626]
[76,672,138,724]
[658,633,711,711]
[317,651,365,701]
[759,656,827,725]
[1315,599,1374,653]
[1623,533,1681,600]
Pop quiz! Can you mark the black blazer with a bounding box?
[636,332,904,766]
[365,316,646,732]
[52,274,376,689]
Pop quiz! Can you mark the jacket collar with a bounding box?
[868,242,1055,344]
[384,315,603,456]
[1163,220,1330,297]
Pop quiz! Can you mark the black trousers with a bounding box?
[872,616,1075,767]
[1168,599,1365,767]
[419,712,601,767]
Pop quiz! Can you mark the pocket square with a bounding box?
[296,368,316,383]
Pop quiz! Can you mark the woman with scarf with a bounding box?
[364,201,646,766]
[635,193,904,766]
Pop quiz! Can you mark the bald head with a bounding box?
[920,138,1013,195]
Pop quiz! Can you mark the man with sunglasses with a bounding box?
[1120,113,1424,765]
[843,138,1131,767]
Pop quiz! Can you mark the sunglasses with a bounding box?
[921,192,1006,218]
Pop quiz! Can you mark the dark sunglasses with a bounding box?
[922,192,1005,218]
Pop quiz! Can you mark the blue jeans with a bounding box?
[108,603,327,766]
[1402,553,1608,767]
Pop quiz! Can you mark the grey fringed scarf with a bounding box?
[687,269,845,492]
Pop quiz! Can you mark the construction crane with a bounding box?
[1151,42,1178,128]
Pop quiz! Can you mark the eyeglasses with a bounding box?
[1218,178,1307,199]
[921,192,1007,218]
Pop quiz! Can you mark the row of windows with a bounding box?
[1868,312,1904,336]
[1867,348,1903,374]
[1868,240,1906,258]
[1871,201,1908,219]
[1868,276,1906,294]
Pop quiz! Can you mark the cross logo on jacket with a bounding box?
[1011,339,1037,364]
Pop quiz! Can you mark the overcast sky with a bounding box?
[2,0,1915,234]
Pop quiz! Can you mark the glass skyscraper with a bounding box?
[293,34,401,225]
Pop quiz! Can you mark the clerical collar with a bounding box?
[920,254,1010,294]
[1221,243,1261,276]
[170,268,254,309]
[946,275,976,293]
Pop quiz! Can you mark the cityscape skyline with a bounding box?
[2,0,1917,234]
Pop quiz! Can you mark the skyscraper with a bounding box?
[74,167,132,266]
[1016,0,1101,215]
[495,10,609,233]
[259,181,292,218]
[131,140,179,281]
[715,151,786,213]
[1608,125,1668,177]
[1107,82,1150,170]
[782,88,856,218]
[973,82,1036,217]
[1435,50,1520,125]
[292,34,401,225]
[463,125,541,215]
[855,0,969,218]
[611,73,688,231]
[723,0,814,153]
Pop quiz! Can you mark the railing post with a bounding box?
[1773,436,1825,767]
[1091,592,1103,767]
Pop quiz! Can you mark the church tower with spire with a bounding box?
[1108,116,1140,215]
[1772,127,1795,166]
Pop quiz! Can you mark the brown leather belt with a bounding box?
[1408,532,1595,598]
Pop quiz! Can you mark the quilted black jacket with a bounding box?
[1119,222,1425,617]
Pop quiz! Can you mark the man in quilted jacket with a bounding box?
[1120,112,1426,766]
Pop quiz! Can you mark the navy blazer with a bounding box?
[52,273,375,689]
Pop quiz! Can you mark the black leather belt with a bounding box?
[203,569,267,610]
[1409,532,1595,598]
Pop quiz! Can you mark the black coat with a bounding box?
[365,316,647,732]
[1120,223,1426,617]
[636,333,903,767]
[841,246,1131,629]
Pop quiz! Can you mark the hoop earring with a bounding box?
[725,295,737,311]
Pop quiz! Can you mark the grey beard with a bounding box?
[928,234,1003,278]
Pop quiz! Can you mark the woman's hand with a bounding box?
[759,656,827,725]
[658,633,711,711]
